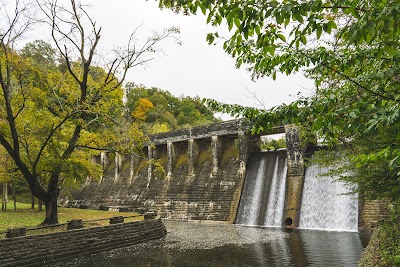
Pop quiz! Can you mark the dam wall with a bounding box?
[63,120,281,222]
[62,120,386,230]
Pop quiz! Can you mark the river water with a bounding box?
[58,221,365,267]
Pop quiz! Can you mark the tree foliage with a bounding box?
[260,136,286,151]
[131,98,155,121]
[0,146,26,212]
[125,83,219,134]
[157,0,400,204]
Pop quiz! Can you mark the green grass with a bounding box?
[198,151,212,165]
[0,201,142,233]
[174,154,188,170]
[221,146,239,163]
[136,159,148,174]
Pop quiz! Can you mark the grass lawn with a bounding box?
[0,201,142,234]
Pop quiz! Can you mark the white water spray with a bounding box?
[264,157,287,226]
[299,164,358,231]
[238,157,266,226]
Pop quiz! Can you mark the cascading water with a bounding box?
[299,164,358,231]
[237,149,359,231]
[236,154,266,226]
[264,156,288,226]
[236,150,287,227]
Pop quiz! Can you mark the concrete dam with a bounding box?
[63,120,385,232]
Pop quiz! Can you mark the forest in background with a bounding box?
[124,83,219,134]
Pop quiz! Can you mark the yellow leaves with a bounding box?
[324,14,335,21]
[111,122,148,156]
[0,42,135,190]
[0,146,18,183]
[149,123,170,134]
[67,150,102,179]
[131,98,154,121]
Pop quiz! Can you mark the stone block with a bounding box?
[109,216,124,224]
[144,212,156,220]
[136,207,146,214]
[149,209,158,216]
[67,219,84,230]
[6,228,26,238]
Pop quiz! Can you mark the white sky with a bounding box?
[36,0,315,112]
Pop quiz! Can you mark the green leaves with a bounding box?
[126,84,219,134]
[206,33,215,44]
[384,46,396,57]
[276,33,286,42]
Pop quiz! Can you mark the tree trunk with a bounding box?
[13,196,16,212]
[11,182,16,212]
[38,199,43,211]
[43,195,58,225]
[41,175,59,225]
[31,193,35,209]
[2,183,7,212]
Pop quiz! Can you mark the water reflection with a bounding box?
[57,221,364,267]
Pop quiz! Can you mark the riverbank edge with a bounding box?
[0,218,167,267]
[359,227,383,267]
[358,223,400,266]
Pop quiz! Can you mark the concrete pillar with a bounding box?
[129,154,135,184]
[283,125,305,228]
[238,133,248,179]
[237,132,261,177]
[146,145,153,188]
[188,139,199,176]
[114,152,122,182]
[83,176,91,187]
[99,152,106,183]
[166,141,175,179]
[211,135,219,176]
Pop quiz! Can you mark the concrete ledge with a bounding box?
[0,218,167,267]
[149,119,284,145]
[162,218,230,225]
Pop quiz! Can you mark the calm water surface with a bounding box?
[58,221,365,267]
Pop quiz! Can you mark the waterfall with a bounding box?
[236,150,358,231]
[264,156,287,226]
[299,164,358,231]
[236,154,266,226]
[236,151,287,227]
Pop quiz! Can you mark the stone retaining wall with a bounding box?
[0,218,167,267]
[359,199,390,234]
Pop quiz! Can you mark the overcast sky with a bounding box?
[49,1,315,111]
